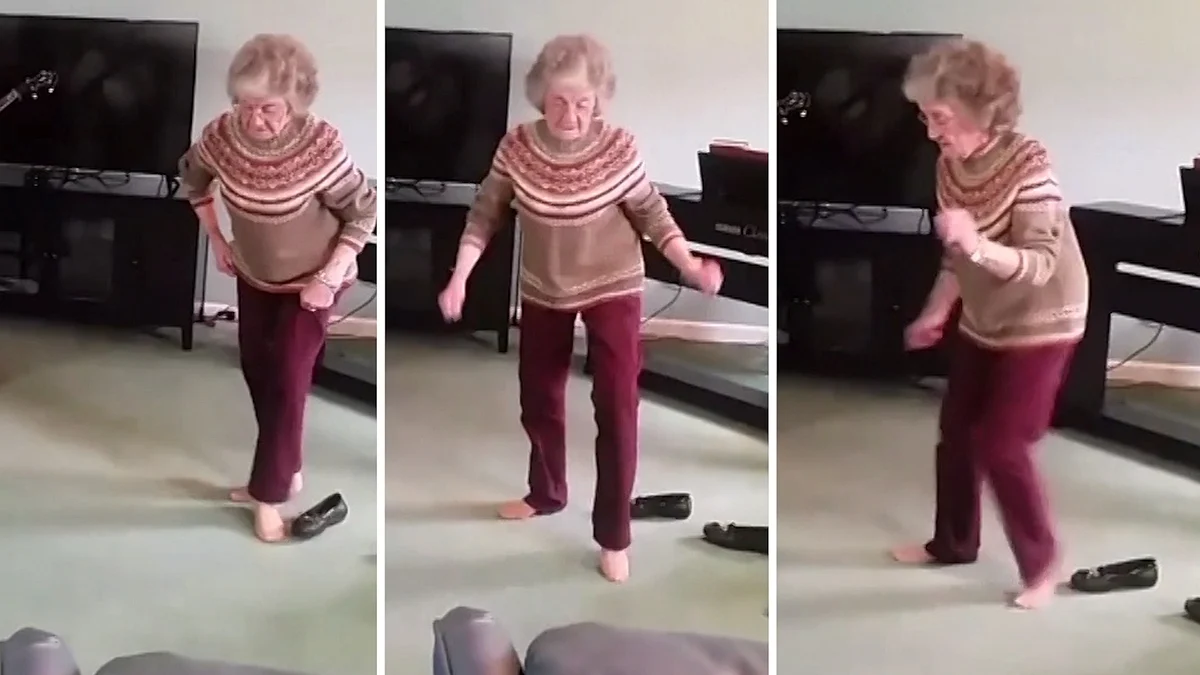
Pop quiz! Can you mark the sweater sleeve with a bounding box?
[618,137,685,252]
[318,134,377,253]
[1003,150,1066,286]
[461,140,516,250]
[178,139,217,209]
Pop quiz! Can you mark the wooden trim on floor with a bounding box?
[199,302,377,339]
[1106,359,1200,389]
[510,306,768,345]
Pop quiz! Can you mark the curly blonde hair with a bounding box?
[902,38,1022,134]
[227,34,320,111]
[525,34,615,113]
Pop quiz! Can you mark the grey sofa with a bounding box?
[432,606,768,675]
[0,627,307,675]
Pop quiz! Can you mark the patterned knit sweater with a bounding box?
[938,131,1088,348]
[179,112,377,292]
[462,120,684,310]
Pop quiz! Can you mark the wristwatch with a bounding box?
[968,240,986,265]
[315,269,340,289]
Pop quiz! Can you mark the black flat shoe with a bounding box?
[1185,597,1200,623]
[702,522,767,555]
[630,493,692,520]
[291,492,348,540]
[1069,557,1158,593]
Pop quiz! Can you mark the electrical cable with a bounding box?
[198,304,232,328]
[642,282,683,324]
[1107,322,1164,372]
[196,288,376,332]
[385,179,448,199]
[328,289,377,328]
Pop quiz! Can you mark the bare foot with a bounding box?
[890,543,935,564]
[230,473,303,504]
[496,499,537,520]
[253,503,288,543]
[599,549,630,583]
[1013,564,1061,610]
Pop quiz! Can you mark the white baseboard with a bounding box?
[1107,359,1200,389]
[510,306,767,345]
[628,317,769,344]
[198,302,377,339]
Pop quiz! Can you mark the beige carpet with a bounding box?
[384,335,769,672]
[0,320,377,675]
[777,375,1200,675]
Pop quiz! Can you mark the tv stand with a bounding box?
[778,205,947,379]
[0,181,202,349]
[384,184,516,352]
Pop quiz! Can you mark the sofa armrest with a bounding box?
[432,606,523,675]
[95,652,309,675]
[1,628,80,675]
[525,623,767,675]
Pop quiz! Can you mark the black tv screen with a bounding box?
[384,27,512,185]
[777,30,957,209]
[0,14,198,176]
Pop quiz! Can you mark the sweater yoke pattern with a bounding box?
[500,124,644,220]
[194,113,351,222]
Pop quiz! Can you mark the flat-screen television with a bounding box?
[777,30,958,209]
[384,27,512,185]
[0,14,198,176]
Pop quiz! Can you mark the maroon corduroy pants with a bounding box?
[237,277,334,504]
[518,294,643,552]
[925,335,1077,585]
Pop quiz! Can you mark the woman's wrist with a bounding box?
[313,268,341,290]
[321,247,357,280]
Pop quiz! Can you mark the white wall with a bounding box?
[9,1,379,317]
[385,0,770,328]
[777,0,1200,363]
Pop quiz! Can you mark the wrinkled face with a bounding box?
[917,99,989,159]
[233,92,292,141]
[542,67,598,141]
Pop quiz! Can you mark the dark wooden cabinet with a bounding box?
[778,218,946,378]
[0,184,201,348]
[384,188,515,352]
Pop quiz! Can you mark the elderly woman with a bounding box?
[887,39,1088,608]
[178,34,376,542]
[437,34,723,583]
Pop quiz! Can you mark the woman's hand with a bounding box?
[682,257,724,295]
[438,275,468,322]
[934,208,982,257]
[211,239,236,276]
[904,312,948,350]
[300,278,337,312]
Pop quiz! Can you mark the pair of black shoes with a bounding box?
[291,492,349,540]
[628,494,767,555]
